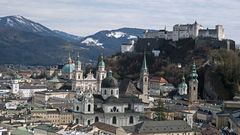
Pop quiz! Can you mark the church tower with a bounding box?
[189,62,198,103]
[96,54,107,93]
[72,53,84,91]
[140,53,149,103]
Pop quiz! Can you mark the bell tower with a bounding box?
[96,54,107,93]
[72,53,84,91]
[189,62,198,103]
[140,52,149,103]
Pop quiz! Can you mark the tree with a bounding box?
[154,100,166,121]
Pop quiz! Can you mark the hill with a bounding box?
[106,38,239,100]
[0,15,147,65]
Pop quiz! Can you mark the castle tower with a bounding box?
[140,53,149,103]
[216,25,225,40]
[96,54,107,93]
[189,62,198,103]
[72,53,84,91]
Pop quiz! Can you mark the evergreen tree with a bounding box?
[154,100,166,121]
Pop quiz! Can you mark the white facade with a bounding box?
[121,40,135,53]
[72,55,106,94]
[144,22,225,41]
[11,79,47,98]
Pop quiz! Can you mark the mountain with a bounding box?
[0,15,147,65]
[53,30,83,42]
[0,15,54,36]
[80,28,145,53]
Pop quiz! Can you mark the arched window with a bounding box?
[145,77,147,82]
[129,116,134,124]
[95,117,99,122]
[88,104,91,112]
[88,120,91,125]
[75,118,79,124]
[112,116,117,124]
[104,90,107,95]
[111,90,113,95]
[76,106,79,111]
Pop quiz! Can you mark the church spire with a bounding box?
[141,52,148,72]
[75,52,81,66]
[190,61,198,81]
[98,53,105,69]
[68,52,72,64]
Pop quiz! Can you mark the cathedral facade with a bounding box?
[61,53,107,94]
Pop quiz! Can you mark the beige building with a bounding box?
[31,109,73,125]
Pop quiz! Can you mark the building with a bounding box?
[122,120,198,135]
[31,109,73,125]
[11,79,47,98]
[144,21,225,41]
[228,110,240,134]
[33,90,75,108]
[178,76,188,95]
[121,40,135,53]
[149,76,168,96]
[189,62,198,103]
[139,53,149,103]
[72,54,106,94]
[72,70,144,127]
[34,124,62,135]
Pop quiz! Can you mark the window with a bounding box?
[95,117,99,122]
[193,87,196,90]
[111,90,113,95]
[112,116,117,124]
[88,104,91,112]
[129,116,134,124]
[75,118,79,124]
[104,90,107,95]
[145,77,147,82]
[76,106,79,111]
[128,104,131,109]
[88,120,91,125]
[113,106,117,112]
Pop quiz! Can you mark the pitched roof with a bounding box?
[92,122,118,134]
[119,79,141,96]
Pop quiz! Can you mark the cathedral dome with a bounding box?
[101,70,118,88]
[62,63,75,73]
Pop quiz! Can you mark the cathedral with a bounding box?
[70,53,149,127]
[72,70,144,127]
[61,53,107,94]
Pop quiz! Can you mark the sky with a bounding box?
[0,0,239,43]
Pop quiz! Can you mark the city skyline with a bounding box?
[0,0,239,43]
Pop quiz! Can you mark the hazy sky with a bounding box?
[0,0,239,42]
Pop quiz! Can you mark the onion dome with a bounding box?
[190,62,198,81]
[101,70,118,88]
[75,53,81,66]
[98,54,105,68]
[62,63,75,73]
[178,76,188,91]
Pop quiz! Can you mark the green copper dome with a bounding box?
[101,70,118,88]
[178,76,187,89]
[62,63,75,73]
